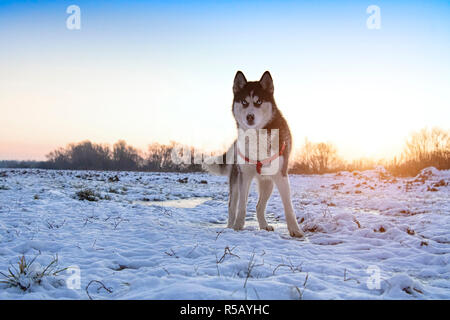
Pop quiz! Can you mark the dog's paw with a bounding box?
[232,222,245,231]
[289,229,304,238]
[261,225,274,232]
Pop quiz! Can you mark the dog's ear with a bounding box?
[233,71,247,94]
[259,71,274,94]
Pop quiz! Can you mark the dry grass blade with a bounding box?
[85,280,113,300]
[217,246,240,264]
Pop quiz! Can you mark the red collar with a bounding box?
[237,142,286,174]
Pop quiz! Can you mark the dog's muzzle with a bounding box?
[246,113,255,125]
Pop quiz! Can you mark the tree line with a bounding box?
[1,127,449,176]
[42,140,202,172]
[290,127,449,175]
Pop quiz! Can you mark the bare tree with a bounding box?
[112,140,143,170]
[388,127,450,176]
[291,139,342,174]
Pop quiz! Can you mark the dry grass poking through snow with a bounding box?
[0,254,67,291]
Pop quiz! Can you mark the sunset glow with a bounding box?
[1,0,449,161]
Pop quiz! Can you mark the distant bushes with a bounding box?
[0,160,50,169]
[1,127,449,176]
[289,140,383,175]
[47,141,113,171]
[43,140,201,172]
[386,127,450,176]
[290,140,344,174]
[290,127,450,176]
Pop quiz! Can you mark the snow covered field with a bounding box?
[0,167,449,299]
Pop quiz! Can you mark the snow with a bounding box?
[0,167,449,299]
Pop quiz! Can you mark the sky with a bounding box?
[0,0,449,161]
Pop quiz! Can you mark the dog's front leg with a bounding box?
[233,171,252,231]
[273,174,304,238]
[227,167,239,228]
[256,179,274,231]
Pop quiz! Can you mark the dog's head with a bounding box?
[232,71,276,130]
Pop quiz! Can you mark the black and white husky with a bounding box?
[204,71,304,238]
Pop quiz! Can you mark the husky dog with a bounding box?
[204,71,304,238]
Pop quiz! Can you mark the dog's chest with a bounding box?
[235,132,284,176]
[237,155,284,176]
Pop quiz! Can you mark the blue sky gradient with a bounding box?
[1,1,449,160]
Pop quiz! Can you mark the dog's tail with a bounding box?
[202,154,231,176]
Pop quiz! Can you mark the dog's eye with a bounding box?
[241,100,249,107]
[254,99,262,107]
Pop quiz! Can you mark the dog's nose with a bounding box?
[246,113,255,124]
